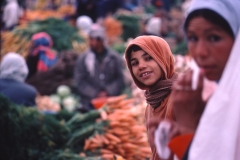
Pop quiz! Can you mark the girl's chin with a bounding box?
[205,74,220,81]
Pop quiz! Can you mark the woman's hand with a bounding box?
[148,118,181,160]
[171,70,206,134]
[148,118,181,152]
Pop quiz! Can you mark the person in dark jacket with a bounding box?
[0,52,38,106]
[74,24,125,111]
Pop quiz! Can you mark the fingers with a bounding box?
[147,118,163,147]
[168,122,180,140]
[173,70,192,91]
[184,70,193,89]
[197,69,204,90]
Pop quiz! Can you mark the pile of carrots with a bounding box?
[82,95,151,160]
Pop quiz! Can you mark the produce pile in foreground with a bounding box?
[82,95,151,160]
[0,94,150,160]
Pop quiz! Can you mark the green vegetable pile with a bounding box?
[13,18,85,52]
[0,94,108,160]
[50,85,80,112]
[116,14,140,41]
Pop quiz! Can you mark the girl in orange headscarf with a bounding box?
[124,35,178,160]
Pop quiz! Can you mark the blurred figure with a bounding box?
[145,17,162,36]
[26,51,78,95]
[0,52,38,106]
[3,0,23,30]
[26,32,58,79]
[74,24,125,112]
[76,15,93,36]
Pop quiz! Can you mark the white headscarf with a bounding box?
[76,15,93,35]
[0,52,29,82]
[185,0,240,159]
[3,0,23,28]
[186,0,240,37]
[145,17,162,36]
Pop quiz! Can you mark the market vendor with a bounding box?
[3,0,23,30]
[0,52,38,106]
[74,24,125,112]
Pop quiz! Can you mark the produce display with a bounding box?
[36,95,61,113]
[0,93,150,160]
[103,16,123,45]
[0,94,107,160]
[23,5,76,22]
[115,13,141,41]
[1,18,87,58]
[50,85,80,113]
[83,95,151,160]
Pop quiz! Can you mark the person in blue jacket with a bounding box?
[0,52,38,106]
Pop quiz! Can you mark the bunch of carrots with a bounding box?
[82,95,151,160]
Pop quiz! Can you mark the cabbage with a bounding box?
[50,94,61,104]
[57,85,71,98]
[62,96,77,112]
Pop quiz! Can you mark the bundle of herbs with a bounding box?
[0,94,108,160]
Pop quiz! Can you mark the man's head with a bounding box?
[88,24,106,53]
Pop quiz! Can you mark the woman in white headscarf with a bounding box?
[0,53,38,106]
[168,0,240,159]
[149,0,240,159]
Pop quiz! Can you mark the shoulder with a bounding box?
[76,51,90,63]
[22,83,38,94]
[107,49,124,62]
[107,48,121,58]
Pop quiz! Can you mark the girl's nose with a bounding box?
[138,61,146,70]
[195,40,208,58]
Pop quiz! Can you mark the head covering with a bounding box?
[32,32,53,47]
[184,0,240,37]
[76,15,93,34]
[88,24,106,40]
[0,52,28,82]
[125,36,177,109]
[145,17,162,36]
[125,35,175,90]
[180,0,240,159]
[31,32,57,72]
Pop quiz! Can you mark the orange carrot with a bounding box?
[107,95,127,105]
[84,139,90,151]
[105,133,121,143]
[100,149,114,154]
[100,111,108,120]
[101,153,114,160]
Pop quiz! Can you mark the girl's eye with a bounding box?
[187,35,198,42]
[131,61,138,66]
[145,56,153,61]
[208,35,221,42]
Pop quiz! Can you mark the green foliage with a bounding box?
[111,42,126,55]
[13,18,85,52]
[116,14,140,41]
[0,94,108,160]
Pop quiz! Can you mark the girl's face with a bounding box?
[187,17,234,81]
[130,50,163,87]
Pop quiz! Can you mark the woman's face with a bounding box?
[130,50,163,87]
[186,17,234,81]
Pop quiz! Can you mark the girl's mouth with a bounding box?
[140,71,152,78]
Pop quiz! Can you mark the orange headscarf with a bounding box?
[124,35,175,90]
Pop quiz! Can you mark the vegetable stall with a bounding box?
[0,93,150,160]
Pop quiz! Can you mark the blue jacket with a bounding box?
[0,78,37,106]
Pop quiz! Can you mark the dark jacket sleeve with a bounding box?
[74,54,100,99]
[105,54,125,96]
